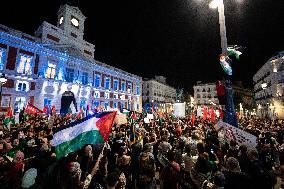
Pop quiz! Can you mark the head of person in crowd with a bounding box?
[247,149,259,161]
[13,150,25,163]
[197,142,205,154]
[238,144,247,156]
[213,171,226,188]
[106,172,119,189]
[226,157,241,172]
[85,145,93,157]
[195,156,211,174]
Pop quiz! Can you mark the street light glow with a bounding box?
[209,0,220,9]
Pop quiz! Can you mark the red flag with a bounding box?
[131,112,138,120]
[219,107,223,119]
[42,105,48,113]
[52,105,56,113]
[25,102,43,114]
[202,106,208,121]
[209,107,216,123]
[191,112,196,125]
[76,108,84,119]
[96,111,117,141]
[6,107,13,118]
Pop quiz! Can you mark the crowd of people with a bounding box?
[0,108,284,189]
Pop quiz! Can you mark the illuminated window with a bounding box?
[93,101,100,108]
[16,81,29,92]
[65,68,74,82]
[104,102,109,110]
[44,98,52,106]
[0,48,7,70]
[114,80,118,91]
[136,86,140,95]
[81,72,88,85]
[17,54,33,75]
[14,97,26,113]
[105,77,110,89]
[105,92,109,99]
[95,75,101,88]
[80,99,86,108]
[94,91,100,99]
[121,82,126,92]
[46,63,56,79]
[127,83,132,93]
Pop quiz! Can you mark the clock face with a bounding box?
[59,16,64,24]
[71,17,79,27]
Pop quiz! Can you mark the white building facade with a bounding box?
[193,82,219,107]
[253,51,284,119]
[142,76,176,111]
[0,4,142,113]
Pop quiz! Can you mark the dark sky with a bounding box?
[0,0,283,93]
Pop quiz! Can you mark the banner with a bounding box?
[173,103,185,118]
[215,121,257,149]
[114,113,127,126]
[147,113,154,120]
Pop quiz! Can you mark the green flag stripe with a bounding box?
[55,130,104,159]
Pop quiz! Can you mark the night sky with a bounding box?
[0,0,283,93]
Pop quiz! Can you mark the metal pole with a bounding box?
[217,0,238,127]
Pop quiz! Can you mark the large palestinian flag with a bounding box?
[52,111,116,159]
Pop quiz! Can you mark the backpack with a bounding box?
[139,152,155,177]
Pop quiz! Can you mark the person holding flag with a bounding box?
[3,107,15,130]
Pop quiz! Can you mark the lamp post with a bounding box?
[0,73,8,108]
[261,82,269,119]
[209,0,238,127]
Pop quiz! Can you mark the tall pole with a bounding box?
[217,0,238,127]
[0,84,2,108]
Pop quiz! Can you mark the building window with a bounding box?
[105,92,109,99]
[113,94,118,99]
[197,89,200,92]
[114,80,118,91]
[121,102,124,109]
[136,86,140,95]
[202,88,206,92]
[105,77,110,90]
[104,102,109,110]
[44,98,52,106]
[113,102,117,109]
[137,104,139,110]
[197,94,201,98]
[81,72,88,85]
[65,68,74,82]
[127,83,132,93]
[14,97,26,113]
[17,54,33,75]
[121,82,126,92]
[93,101,100,108]
[207,88,211,92]
[94,91,100,99]
[0,48,7,70]
[95,75,101,88]
[16,81,29,92]
[80,99,86,109]
[46,63,56,79]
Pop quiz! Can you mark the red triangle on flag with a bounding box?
[96,111,117,142]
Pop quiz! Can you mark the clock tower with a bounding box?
[57,4,86,40]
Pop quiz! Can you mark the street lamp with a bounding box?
[261,82,268,118]
[0,73,8,108]
[209,0,238,127]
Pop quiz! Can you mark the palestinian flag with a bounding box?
[52,111,116,159]
[227,46,243,60]
[4,107,15,129]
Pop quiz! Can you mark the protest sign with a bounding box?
[215,121,257,149]
[173,103,185,118]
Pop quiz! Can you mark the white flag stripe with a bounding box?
[52,117,99,146]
